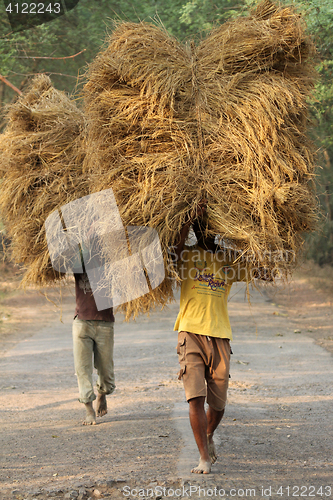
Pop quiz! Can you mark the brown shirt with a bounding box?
[74,273,115,322]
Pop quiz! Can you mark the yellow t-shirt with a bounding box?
[174,245,249,339]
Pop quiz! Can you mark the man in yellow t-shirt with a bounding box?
[174,216,252,474]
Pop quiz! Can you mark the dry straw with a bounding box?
[0,74,87,286]
[0,1,318,319]
[83,0,318,318]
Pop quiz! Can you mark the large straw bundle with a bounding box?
[83,0,318,318]
[0,1,318,320]
[0,75,87,286]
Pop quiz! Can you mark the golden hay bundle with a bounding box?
[0,74,87,286]
[0,0,318,321]
[83,0,318,318]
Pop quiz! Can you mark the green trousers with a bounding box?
[72,318,115,403]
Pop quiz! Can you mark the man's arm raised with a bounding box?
[174,201,208,261]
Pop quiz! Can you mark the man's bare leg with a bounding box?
[188,397,211,474]
[83,402,96,425]
[96,393,107,417]
[207,406,224,464]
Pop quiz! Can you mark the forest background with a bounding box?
[0,0,332,266]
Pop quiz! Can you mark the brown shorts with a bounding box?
[177,331,231,411]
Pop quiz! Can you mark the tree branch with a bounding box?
[16,49,86,60]
[0,75,22,95]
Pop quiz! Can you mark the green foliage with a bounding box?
[178,0,244,36]
[290,0,333,264]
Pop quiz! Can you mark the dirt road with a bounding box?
[0,280,332,500]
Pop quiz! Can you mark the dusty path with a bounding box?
[0,281,332,500]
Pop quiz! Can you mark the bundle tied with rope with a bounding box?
[83,0,318,319]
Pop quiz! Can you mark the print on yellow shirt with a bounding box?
[174,246,248,339]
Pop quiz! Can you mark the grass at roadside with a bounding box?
[0,258,23,319]
[294,259,333,297]
[0,254,74,355]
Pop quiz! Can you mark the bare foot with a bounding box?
[96,393,107,417]
[83,402,96,425]
[191,458,211,474]
[207,433,217,464]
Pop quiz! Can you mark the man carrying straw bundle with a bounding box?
[173,205,264,474]
[72,248,115,426]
